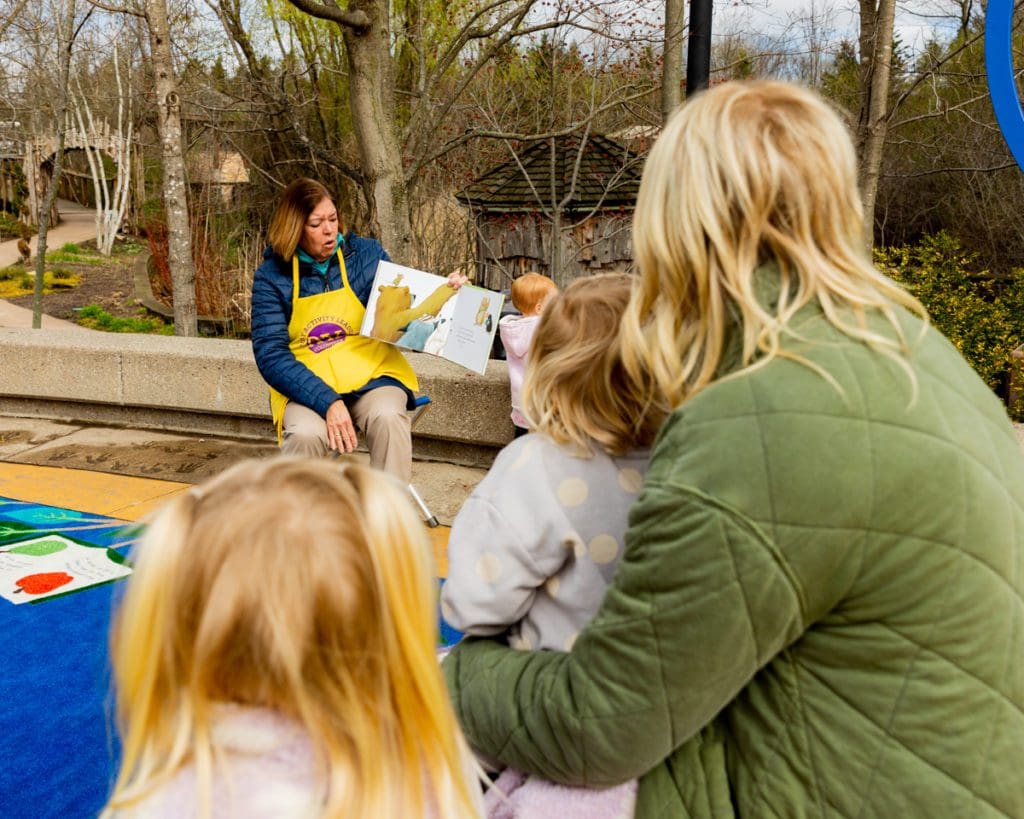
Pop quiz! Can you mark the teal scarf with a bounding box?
[296,247,332,276]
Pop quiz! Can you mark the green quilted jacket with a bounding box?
[444,295,1024,817]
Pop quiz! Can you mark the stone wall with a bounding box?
[0,327,513,468]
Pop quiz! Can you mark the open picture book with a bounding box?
[360,260,504,375]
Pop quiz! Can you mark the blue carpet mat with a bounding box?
[0,498,134,819]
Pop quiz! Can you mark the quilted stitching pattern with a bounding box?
[445,302,1024,818]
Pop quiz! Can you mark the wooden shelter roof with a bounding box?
[455,134,642,213]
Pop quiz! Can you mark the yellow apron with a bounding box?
[269,250,418,441]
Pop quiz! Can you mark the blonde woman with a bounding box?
[444,81,1024,817]
[104,458,483,818]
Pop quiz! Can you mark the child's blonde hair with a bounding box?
[510,271,558,314]
[622,80,926,409]
[522,272,665,456]
[104,457,479,819]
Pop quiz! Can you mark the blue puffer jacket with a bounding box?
[250,233,389,417]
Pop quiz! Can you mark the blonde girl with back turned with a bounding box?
[103,457,482,819]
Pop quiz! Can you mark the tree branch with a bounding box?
[84,0,145,18]
[411,86,654,178]
[282,0,369,32]
[885,28,985,126]
[883,162,1019,179]
[405,16,568,160]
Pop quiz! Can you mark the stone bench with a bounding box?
[0,327,513,468]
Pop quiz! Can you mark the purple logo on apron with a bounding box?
[307,322,347,353]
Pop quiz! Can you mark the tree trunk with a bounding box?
[549,135,564,286]
[342,1,413,259]
[856,0,897,249]
[33,0,76,329]
[146,0,198,336]
[662,0,685,122]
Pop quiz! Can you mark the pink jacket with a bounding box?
[113,705,323,818]
[485,767,636,819]
[113,704,483,818]
[499,314,541,428]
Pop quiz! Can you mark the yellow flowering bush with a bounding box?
[876,232,1024,419]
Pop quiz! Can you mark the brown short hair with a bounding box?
[522,273,665,456]
[267,178,344,260]
[510,272,558,314]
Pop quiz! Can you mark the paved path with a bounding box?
[0,199,96,330]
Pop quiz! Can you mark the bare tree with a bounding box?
[662,0,684,121]
[87,0,198,334]
[220,0,598,257]
[71,43,133,255]
[856,0,897,246]
[146,0,197,334]
[279,0,416,258]
[32,0,83,329]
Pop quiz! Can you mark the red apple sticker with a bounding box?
[14,572,74,595]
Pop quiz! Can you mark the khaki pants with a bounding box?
[281,386,412,483]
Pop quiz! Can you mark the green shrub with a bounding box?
[0,269,79,296]
[0,213,28,241]
[876,232,1024,415]
[45,244,102,265]
[113,238,145,255]
[75,304,174,335]
[49,270,78,289]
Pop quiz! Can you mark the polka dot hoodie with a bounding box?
[442,433,648,653]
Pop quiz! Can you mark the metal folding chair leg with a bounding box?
[407,483,439,528]
[408,394,438,527]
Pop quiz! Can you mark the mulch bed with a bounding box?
[7,243,147,323]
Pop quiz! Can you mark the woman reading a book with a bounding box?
[251,178,466,482]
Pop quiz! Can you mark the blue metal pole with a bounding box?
[985,0,1024,171]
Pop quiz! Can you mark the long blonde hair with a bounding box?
[621,80,926,409]
[104,458,479,818]
[523,273,665,455]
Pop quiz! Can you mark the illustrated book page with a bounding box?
[360,261,504,375]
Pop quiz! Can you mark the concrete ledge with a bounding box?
[0,327,514,467]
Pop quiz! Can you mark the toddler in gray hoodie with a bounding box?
[443,273,666,817]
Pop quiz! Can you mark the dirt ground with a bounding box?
[7,241,148,323]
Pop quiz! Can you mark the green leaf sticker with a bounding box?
[4,539,68,557]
